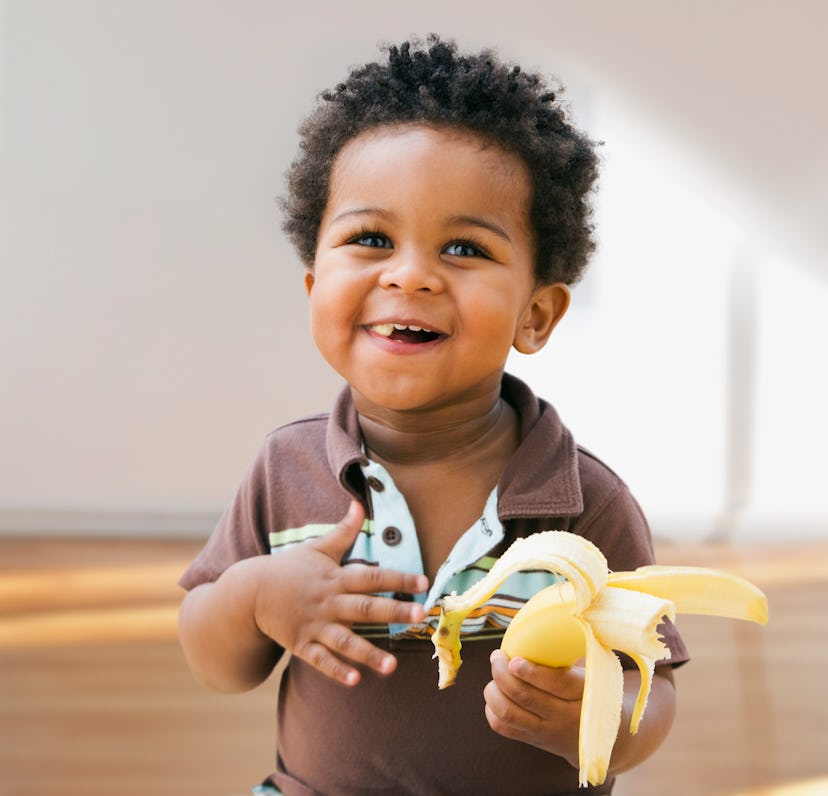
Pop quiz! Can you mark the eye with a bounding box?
[444,240,488,258]
[349,231,392,249]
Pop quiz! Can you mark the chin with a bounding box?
[354,382,444,414]
[368,393,432,413]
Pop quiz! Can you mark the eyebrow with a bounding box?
[448,215,512,243]
[330,208,513,242]
[329,207,395,225]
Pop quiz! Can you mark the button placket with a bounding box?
[361,459,427,638]
[362,460,422,573]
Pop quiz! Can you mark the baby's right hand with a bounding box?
[253,501,429,686]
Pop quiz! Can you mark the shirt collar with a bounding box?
[325,373,584,519]
[326,383,369,497]
[497,373,584,518]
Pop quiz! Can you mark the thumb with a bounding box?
[315,500,365,562]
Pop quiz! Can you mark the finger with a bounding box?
[294,639,362,687]
[507,655,585,701]
[314,501,366,562]
[485,702,518,740]
[485,702,528,743]
[490,648,518,686]
[489,650,546,720]
[317,623,398,677]
[483,677,539,741]
[335,592,427,626]
[340,562,430,598]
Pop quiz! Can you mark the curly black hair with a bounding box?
[281,35,600,285]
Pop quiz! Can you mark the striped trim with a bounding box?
[269,519,373,550]
[469,555,497,572]
[352,582,559,642]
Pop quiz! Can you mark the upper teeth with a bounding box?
[373,323,433,336]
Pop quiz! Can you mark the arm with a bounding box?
[484,651,675,776]
[178,501,429,693]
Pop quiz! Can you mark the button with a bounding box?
[366,476,384,492]
[393,592,413,602]
[382,526,402,546]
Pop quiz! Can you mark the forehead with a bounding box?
[326,124,532,214]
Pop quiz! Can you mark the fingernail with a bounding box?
[510,657,527,677]
[345,670,360,686]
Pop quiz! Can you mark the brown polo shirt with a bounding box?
[180,373,688,795]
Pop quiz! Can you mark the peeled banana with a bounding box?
[432,530,768,787]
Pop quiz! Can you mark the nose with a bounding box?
[378,251,443,294]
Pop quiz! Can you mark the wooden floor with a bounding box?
[1,535,827,796]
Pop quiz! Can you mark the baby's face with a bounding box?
[306,124,550,416]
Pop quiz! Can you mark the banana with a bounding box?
[432,530,769,788]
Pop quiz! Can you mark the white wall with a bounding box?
[1,0,826,539]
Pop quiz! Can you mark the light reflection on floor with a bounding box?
[0,559,187,647]
[725,778,828,796]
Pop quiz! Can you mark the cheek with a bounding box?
[306,291,331,351]
[462,290,525,345]
[307,282,357,355]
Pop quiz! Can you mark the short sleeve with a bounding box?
[178,444,272,590]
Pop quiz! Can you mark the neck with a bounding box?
[354,387,512,465]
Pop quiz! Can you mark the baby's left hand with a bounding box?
[484,649,584,770]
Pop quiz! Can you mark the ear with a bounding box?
[513,283,570,354]
[304,269,315,296]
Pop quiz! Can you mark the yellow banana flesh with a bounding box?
[432,530,768,788]
[500,581,586,667]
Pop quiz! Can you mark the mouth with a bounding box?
[368,322,444,344]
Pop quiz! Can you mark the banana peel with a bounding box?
[432,530,768,787]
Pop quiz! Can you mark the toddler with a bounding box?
[178,36,687,795]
